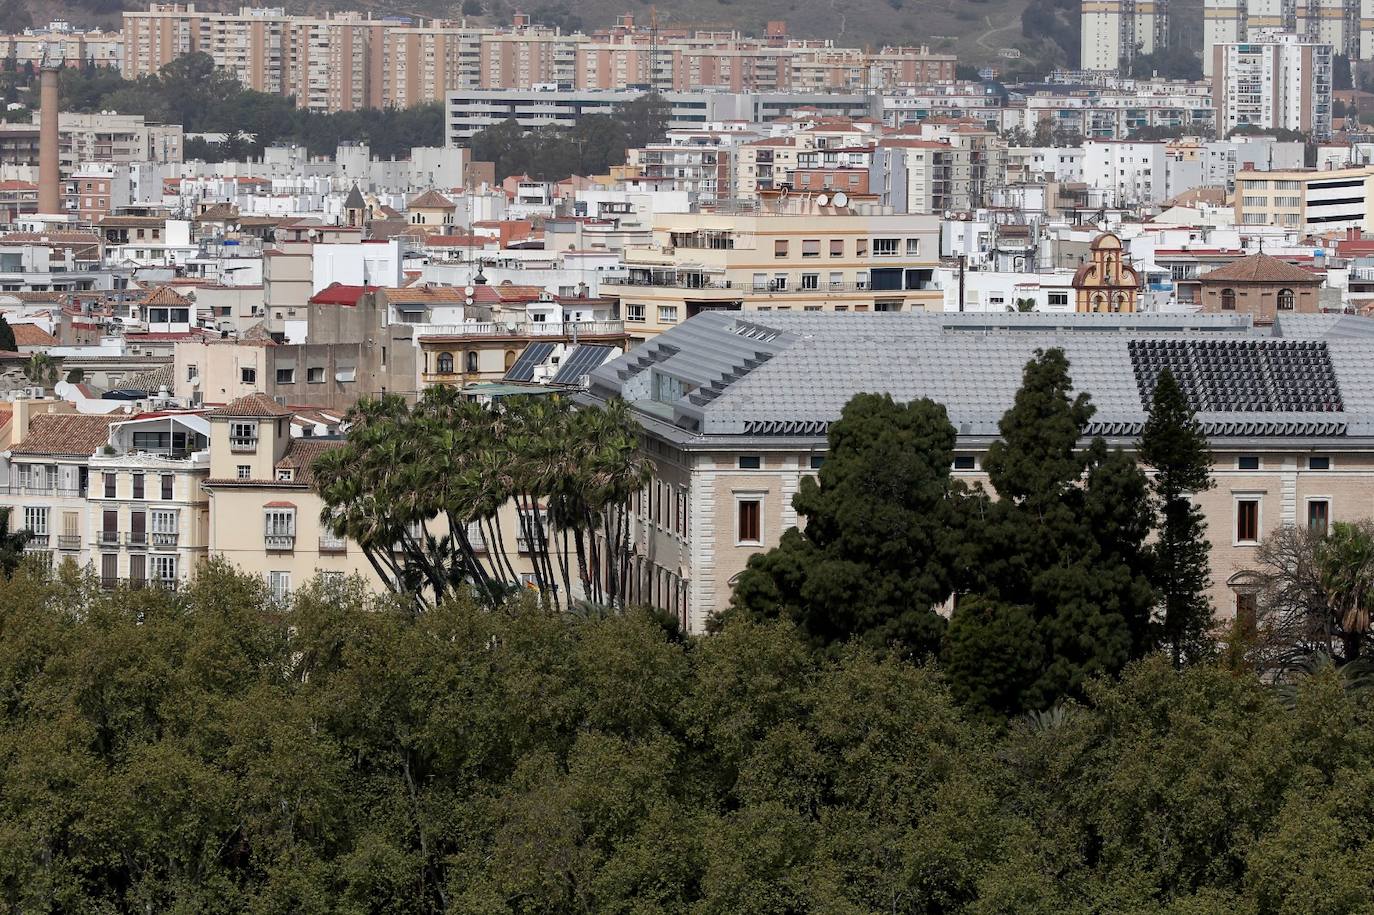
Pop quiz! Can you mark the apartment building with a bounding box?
[2,409,114,573]
[873,140,974,214]
[0,114,182,173]
[1212,34,1334,140]
[86,410,211,590]
[584,309,1374,634]
[1080,0,1169,71]
[1203,0,1370,74]
[605,204,942,341]
[0,25,123,70]
[1233,165,1374,232]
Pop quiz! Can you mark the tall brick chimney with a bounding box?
[38,65,60,215]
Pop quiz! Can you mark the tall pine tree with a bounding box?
[947,349,1155,715]
[1139,368,1215,666]
[0,315,14,353]
[729,392,966,658]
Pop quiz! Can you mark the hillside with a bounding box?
[0,0,1208,77]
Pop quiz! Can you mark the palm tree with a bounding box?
[1317,520,1374,661]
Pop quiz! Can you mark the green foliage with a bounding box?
[950,349,1156,715]
[1020,0,1079,68]
[0,506,31,576]
[0,313,14,353]
[730,392,964,658]
[469,93,670,179]
[46,52,443,160]
[4,564,1374,909]
[313,388,649,613]
[1140,368,1216,665]
[1334,52,1354,91]
[1129,45,1203,81]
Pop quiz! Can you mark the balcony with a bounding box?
[6,483,86,497]
[57,535,82,550]
[151,532,179,548]
[319,535,347,554]
[415,320,625,340]
[98,530,121,546]
[230,436,258,453]
[24,535,49,550]
[127,532,148,549]
[265,534,296,551]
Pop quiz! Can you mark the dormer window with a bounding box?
[277,468,294,482]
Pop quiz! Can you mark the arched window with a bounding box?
[1091,292,1107,312]
[436,351,453,374]
[466,351,479,373]
[1277,288,1295,311]
[505,350,517,370]
[1220,288,1236,311]
[1112,291,1129,312]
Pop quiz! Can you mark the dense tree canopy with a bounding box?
[1,561,1373,911]
[730,393,965,657]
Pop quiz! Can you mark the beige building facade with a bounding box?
[606,205,943,342]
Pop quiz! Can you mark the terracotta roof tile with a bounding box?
[9,324,56,346]
[277,437,344,486]
[206,392,293,418]
[408,189,456,210]
[1200,253,1322,284]
[12,413,116,456]
[139,285,194,306]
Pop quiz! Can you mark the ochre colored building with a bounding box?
[1073,232,1141,313]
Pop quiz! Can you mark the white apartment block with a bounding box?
[1083,141,1171,206]
[1203,0,1372,74]
[1211,34,1334,140]
[1081,0,1168,72]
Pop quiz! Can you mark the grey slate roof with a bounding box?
[585,311,1374,445]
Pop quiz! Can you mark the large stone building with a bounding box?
[582,310,1374,634]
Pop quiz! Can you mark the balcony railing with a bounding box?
[57,535,82,550]
[230,437,258,453]
[24,535,49,549]
[265,533,296,551]
[151,532,179,547]
[127,532,148,549]
[416,320,625,338]
[6,483,86,497]
[606,276,938,295]
[319,536,347,554]
[98,530,120,546]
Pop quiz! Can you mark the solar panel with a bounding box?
[1128,339,1343,414]
[504,342,556,382]
[551,344,616,385]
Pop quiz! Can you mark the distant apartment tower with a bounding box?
[1080,0,1169,72]
[1212,34,1334,139]
[1203,0,1369,76]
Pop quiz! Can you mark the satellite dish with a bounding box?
[832,192,849,208]
[816,193,830,207]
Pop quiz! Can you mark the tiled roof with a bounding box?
[12,413,115,456]
[139,285,194,306]
[408,189,456,210]
[120,363,174,393]
[277,437,344,486]
[309,283,377,306]
[586,311,1374,443]
[383,285,468,303]
[9,323,56,346]
[344,185,366,209]
[1200,253,1322,284]
[206,392,293,418]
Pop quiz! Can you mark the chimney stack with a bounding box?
[38,66,60,215]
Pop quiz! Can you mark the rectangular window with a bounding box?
[658,306,678,324]
[801,239,820,257]
[774,239,788,258]
[1236,498,1260,544]
[856,238,868,257]
[23,506,48,535]
[186,364,198,381]
[626,304,645,322]
[101,553,118,590]
[1238,455,1260,471]
[810,454,825,470]
[237,465,252,479]
[101,509,119,544]
[276,368,295,384]
[104,472,116,498]
[151,554,177,585]
[160,475,173,500]
[953,455,977,471]
[1235,591,1258,634]
[873,238,900,256]
[1308,456,1330,470]
[241,367,256,384]
[830,239,844,257]
[264,509,296,548]
[1308,499,1330,536]
[268,571,291,601]
[307,366,325,383]
[738,455,761,469]
[128,553,146,587]
[130,511,145,546]
[1047,291,1069,307]
[132,472,144,499]
[801,273,819,290]
[905,238,921,256]
[737,497,762,545]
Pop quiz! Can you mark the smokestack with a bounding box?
[38,66,60,215]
